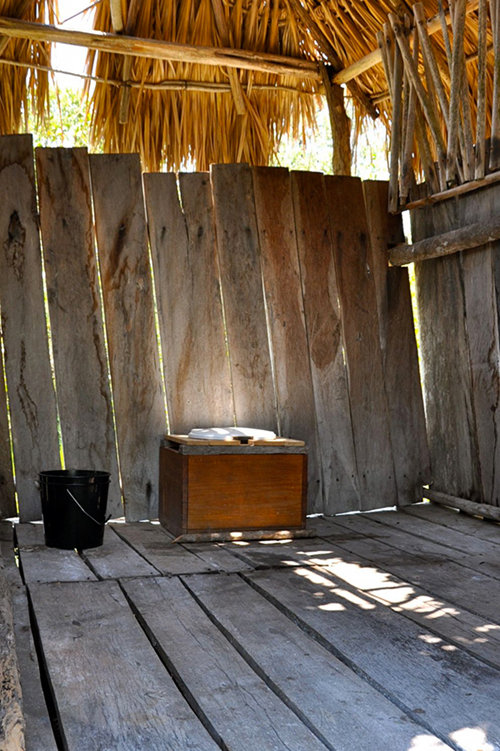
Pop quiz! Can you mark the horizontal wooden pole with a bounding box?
[0,16,322,80]
[334,0,479,85]
[389,215,500,265]
[0,57,317,94]
[404,168,500,209]
[423,487,500,521]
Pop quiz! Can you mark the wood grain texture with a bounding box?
[81,526,160,579]
[287,172,359,513]
[36,148,122,517]
[144,172,233,433]
[246,566,500,749]
[0,353,15,518]
[321,513,500,618]
[252,167,321,511]
[405,501,500,545]
[0,568,24,751]
[90,154,166,521]
[29,581,219,751]
[412,200,480,500]
[16,523,97,584]
[363,180,430,504]
[325,176,397,510]
[0,134,60,521]
[110,522,215,575]
[185,572,452,750]
[122,576,327,751]
[210,164,277,431]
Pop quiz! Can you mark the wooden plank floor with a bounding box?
[2,505,500,751]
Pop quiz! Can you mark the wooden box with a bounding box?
[159,435,307,536]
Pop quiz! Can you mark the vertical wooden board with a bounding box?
[291,171,359,514]
[144,172,233,434]
[460,186,500,507]
[325,176,397,510]
[363,181,430,505]
[0,351,15,518]
[36,148,122,518]
[0,134,60,521]
[89,154,166,521]
[252,167,321,511]
[461,245,500,506]
[210,164,277,431]
[412,201,480,499]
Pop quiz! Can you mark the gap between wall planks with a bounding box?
[36,148,122,518]
[412,183,500,507]
[0,135,426,519]
[144,171,234,434]
[0,351,15,517]
[89,154,167,522]
[0,135,60,521]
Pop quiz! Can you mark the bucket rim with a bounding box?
[39,469,110,481]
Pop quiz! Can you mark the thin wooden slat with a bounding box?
[16,523,97,583]
[110,522,217,575]
[90,154,166,521]
[412,202,480,501]
[144,172,234,434]
[446,0,467,185]
[489,0,500,169]
[36,148,122,518]
[122,576,327,751]
[475,0,488,178]
[0,349,15,518]
[29,581,219,751]
[389,32,403,212]
[210,164,277,431]
[363,181,430,505]
[291,171,359,514]
[252,167,321,510]
[0,134,60,521]
[246,566,500,749]
[325,176,397,511]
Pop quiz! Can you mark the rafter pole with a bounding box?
[0,16,322,80]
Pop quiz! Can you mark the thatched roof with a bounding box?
[0,0,492,173]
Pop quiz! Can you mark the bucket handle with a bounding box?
[66,489,111,526]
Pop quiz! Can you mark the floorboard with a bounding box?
[3,504,500,751]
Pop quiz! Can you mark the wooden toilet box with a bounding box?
[159,435,307,537]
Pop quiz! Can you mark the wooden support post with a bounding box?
[389,215,500,265]
[321,66,351,176]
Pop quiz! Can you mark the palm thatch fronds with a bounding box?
[85,0,323,171]
[0,0,55,132]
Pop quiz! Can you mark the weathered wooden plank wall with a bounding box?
[0,134,426,520]
[0,135,60,521]
[90,154,167,521]
[36,148,122,517]
[412,184,500,507]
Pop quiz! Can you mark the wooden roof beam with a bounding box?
[0,16,322,80]
[334,0,480,85]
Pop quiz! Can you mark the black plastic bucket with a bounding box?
[39,469,110,550]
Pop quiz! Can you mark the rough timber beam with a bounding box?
[0,16,322,80]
